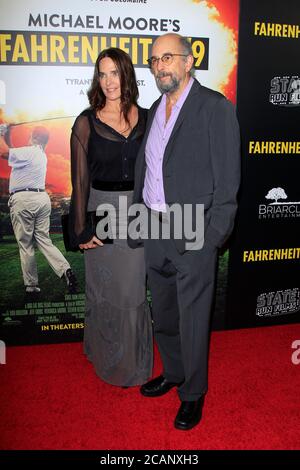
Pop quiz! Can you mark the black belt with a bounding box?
[10,188,45,195]
[92,180,134,191]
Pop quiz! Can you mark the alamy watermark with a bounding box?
[291,340,300,365]
[0,340,6,364]
[95,198,205,251]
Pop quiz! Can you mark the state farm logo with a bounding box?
[258,187,300,219]
[256,288,300,317]
[269,76,300,106]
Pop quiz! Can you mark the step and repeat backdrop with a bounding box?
[0,0,299,345]
[227,0,300,329]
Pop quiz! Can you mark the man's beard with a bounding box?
[155,72,180,94]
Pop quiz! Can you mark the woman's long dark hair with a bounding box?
[87,47,139,125]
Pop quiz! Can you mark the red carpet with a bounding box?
[1,323,300,450]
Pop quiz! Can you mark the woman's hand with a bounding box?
[79,236,103,250]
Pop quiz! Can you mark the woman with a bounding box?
[69,48,153,386]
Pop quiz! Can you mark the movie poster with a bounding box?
[0,0,239,345]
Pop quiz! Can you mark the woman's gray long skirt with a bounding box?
[84,187,153,386]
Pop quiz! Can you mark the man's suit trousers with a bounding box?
[144,236,217,401]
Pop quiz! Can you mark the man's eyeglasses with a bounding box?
[147,53,188,68]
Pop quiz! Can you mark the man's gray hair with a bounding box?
[179,37,195,75]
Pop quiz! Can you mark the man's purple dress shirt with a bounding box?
[143,77,194,212]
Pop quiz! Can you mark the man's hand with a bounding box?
[79,236,103,250]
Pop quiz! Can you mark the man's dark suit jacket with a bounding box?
[130,79,241,254]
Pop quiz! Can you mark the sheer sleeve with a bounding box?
[68,113,94,248]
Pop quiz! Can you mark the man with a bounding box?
[0,124,77,294]
[131,33,240,430]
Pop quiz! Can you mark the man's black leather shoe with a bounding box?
[140,375,183,397]
[174,396,205,430]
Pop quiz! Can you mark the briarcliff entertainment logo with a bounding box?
[258,187,300,219]
[256,288,300,317]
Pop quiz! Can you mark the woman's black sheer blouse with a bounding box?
[69,106,147,247]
